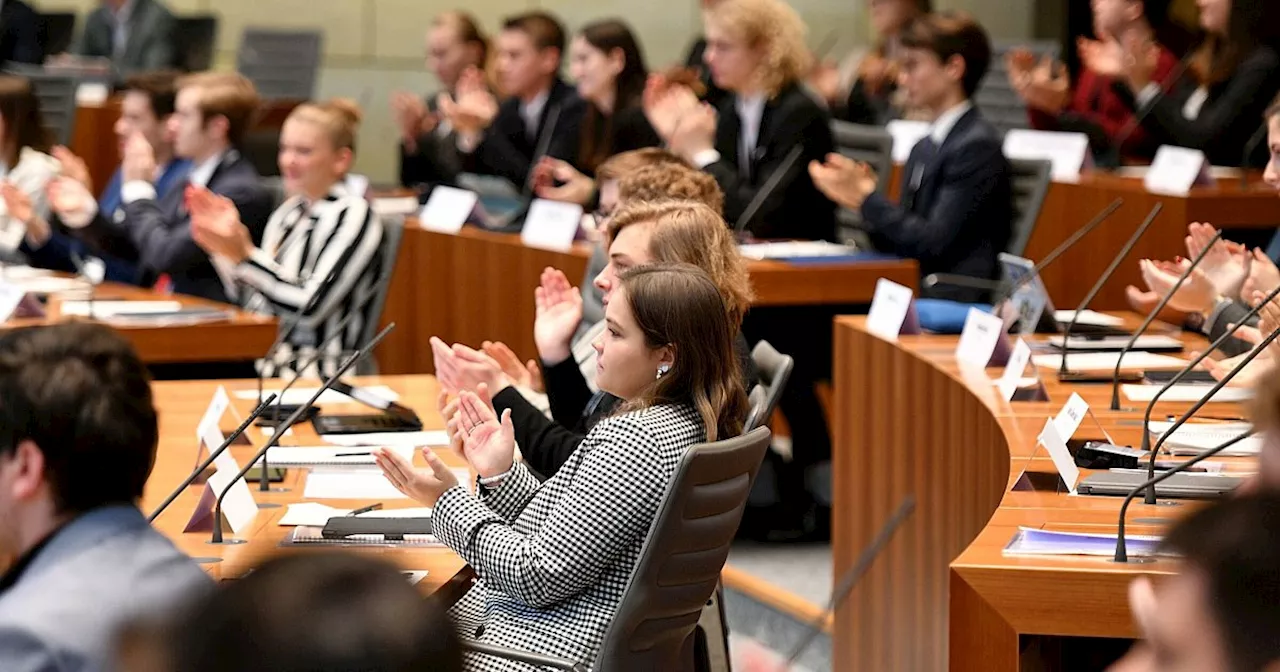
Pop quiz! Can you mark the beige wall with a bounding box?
[37,0,1035,183]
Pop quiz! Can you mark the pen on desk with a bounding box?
[335,451,373,457]
[348,503,383,516]
[1162,415,1247,423]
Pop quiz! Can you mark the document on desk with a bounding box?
[1032,352,1186,371]
[1123,384,1252,403]
[1045,335,1183,352]
[322,430,451,448]
[278,502,436,526]
[233,385,401,406]
[303,468,470,499]
[1145,421,1261,456]
[257,445,413,467]
[61,300,183,317]
[1003,527,1164,557]
[1052,310,1124,327]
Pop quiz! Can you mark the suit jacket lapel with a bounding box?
[716,103,742,171]
[915,108,978,200]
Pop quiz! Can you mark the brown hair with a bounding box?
[177,71,261,147]
[873,0,932,57]
[605,199,753,326]
[617,263,748,442]
[288,98,363,153]
[1267,92,1280,123]
[900,10,992,98]
[432,11,489,68]
[123,70,181,118]
[503,11,566,61]
[705,0,811,97]
[616,164,725,214]
[1189,0,1280,86]
[577,19,649,173]
[0,75,50,166]
[596,147,689,182]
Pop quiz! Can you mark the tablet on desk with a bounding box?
[311,380,424,435]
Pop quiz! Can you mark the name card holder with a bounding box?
[1144,145,1213,196]
[866,278,921,338]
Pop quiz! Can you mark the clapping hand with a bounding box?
[375,446,459,506]
[430,336,512,395]
[809,153,877,210]
[533,267,584,365]
[643,74,700,144]
[453,388,516,479]
[390,91,437,149]
[51,146,92,190]
[533,157,595,205]
[189,186,251,263]
[1184,223,1248,299]
[438,67,497,135]
[482,340,543,392]
[121,131,157,184]
[1242,249,1280,305]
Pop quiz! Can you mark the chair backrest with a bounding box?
[5,67,82,145]
[829,121,893,239]
[237,29,323,100]
[593,426,772,669]
[173,15,219,72]
[744,340,793,431]
[1005,157,1052,257]
[357,214,405,375]
[37,12,76,59]
[975,40,1060,136]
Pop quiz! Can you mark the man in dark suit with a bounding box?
[0,322,210,670]
[53,72,272,304]
[811,10,1013,303]
[75,0,175,74]
[440,11,584,191]
[0,0,42,65]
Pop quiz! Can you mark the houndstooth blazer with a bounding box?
[432,403,705,671]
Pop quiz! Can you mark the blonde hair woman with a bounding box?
[644,0,837,242]
[189,99,385,378]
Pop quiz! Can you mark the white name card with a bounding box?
[955,308,1005,368]
[1002,129,1091,182]
[206,449,259,534]
[419,186,478,234]
[1037,418,1081,494]
[0,282,26,322]
[996,339,1033,401]
[521,198,584,252]
[344,173,370,198]
[195,386,231,450]
[887,120,931,163]
[1053,391,1089,441]
[866,278,914,339]
[1144,145,1213,196]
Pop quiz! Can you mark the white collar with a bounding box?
[929,101,972,146]
[735,93,766,119]
[114,0,137,21]
[521,89,551,119]
[188,151,225,188]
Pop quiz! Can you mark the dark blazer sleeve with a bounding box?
[859,133,1006,260]
[842,78,895,126]
[491,386,585,480]
[399,133,463,188]
[74,9,111,58]
[1205,300,1259,357]
[63,210,143,264]
[541,356,596,432]
[1,1,43,65]
[136,5,176,71]
[467,96,584,188]
[704,93,834,239]
[1119,48,1280,152]
[120,177,269,273]
[611,105,663,154]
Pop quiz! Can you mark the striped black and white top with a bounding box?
[234,183,384,378]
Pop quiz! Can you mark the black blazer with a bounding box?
[704,83,837,241]
[398,90,466,189]
[1112,46,1280,167]
[493,332,760,480]
[842,77,899,126]
[75,0,176,73]
[463,78,585,189]
[0,0,42,65]
[860,107,1013,304]
[576,103,662,175]
[70,152,273,303]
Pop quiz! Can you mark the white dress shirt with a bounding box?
[111,0,137,60]
[928,100,973,146]
[520,89,550,141]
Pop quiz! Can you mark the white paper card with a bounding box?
[1037,419,1081,494]
[372,196,420,217]
[344,174,370,198]
[233,385,400,406]
[1122,384,1252,403]
[419,186,478,234]
[303,468,470,500]
[866,278,914,339]
[521,199,584,252]
[279,502,351,526]
[0,217,24,254]
[1032,352,1186,371]
[955,308,1005,368]
[1002,129,1090,182]
[1053,310,1123,327]
[1145,145,1212,196]
[207,450,259,533]
[75,82,110,105]
[886,120,931,163]
[196,386,231,449]
[61,300,183,317]
[322,430,451,448]
[1047,335,1183,351]
[257,445,414,467]
[0,282,26,322]
[997,339,1033,400]
[1053,392,1089,440]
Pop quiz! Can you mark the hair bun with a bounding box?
[323,98,363,128]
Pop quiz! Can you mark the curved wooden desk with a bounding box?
[831,316,1250,671]
[144,375,469,597]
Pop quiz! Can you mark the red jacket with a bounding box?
[1029,47,1179,162]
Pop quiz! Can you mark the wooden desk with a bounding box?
[830,316,1246,671]
[144,375,469,595]
[10,282,277,364]
[377,223,919,374]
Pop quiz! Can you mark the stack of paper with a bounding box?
[1003,527,1164,557]
[1045,335,1183,351]
[279,503,435,526]
[1123,384,1252,404]
[255,445,413,467]
[1052,310,1123,327]
[1146,421,1261,456]
[233,386,401,406]
[322,430,451,448]
[302,468,469,499]
[61,300,183,317]
[1032,351,1186,371]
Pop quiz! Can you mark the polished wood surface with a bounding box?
[377,223,919,374]
[831,316,1247,671]
[144,375,468,594]
[70,99,122,195]
[7,281,277,364]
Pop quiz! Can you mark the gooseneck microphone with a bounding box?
[146,394,278,523]
[210,323,394,544]
[1059,204,1162,379]
[1109,230,1223,410]
[1110,50,1196,161]
[990,198,1124,307]
[734,145,806,236]
[1114,429,1253,563]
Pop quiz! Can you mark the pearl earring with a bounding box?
[656,364,670,379]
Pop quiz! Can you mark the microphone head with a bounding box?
[922,274,940,288]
